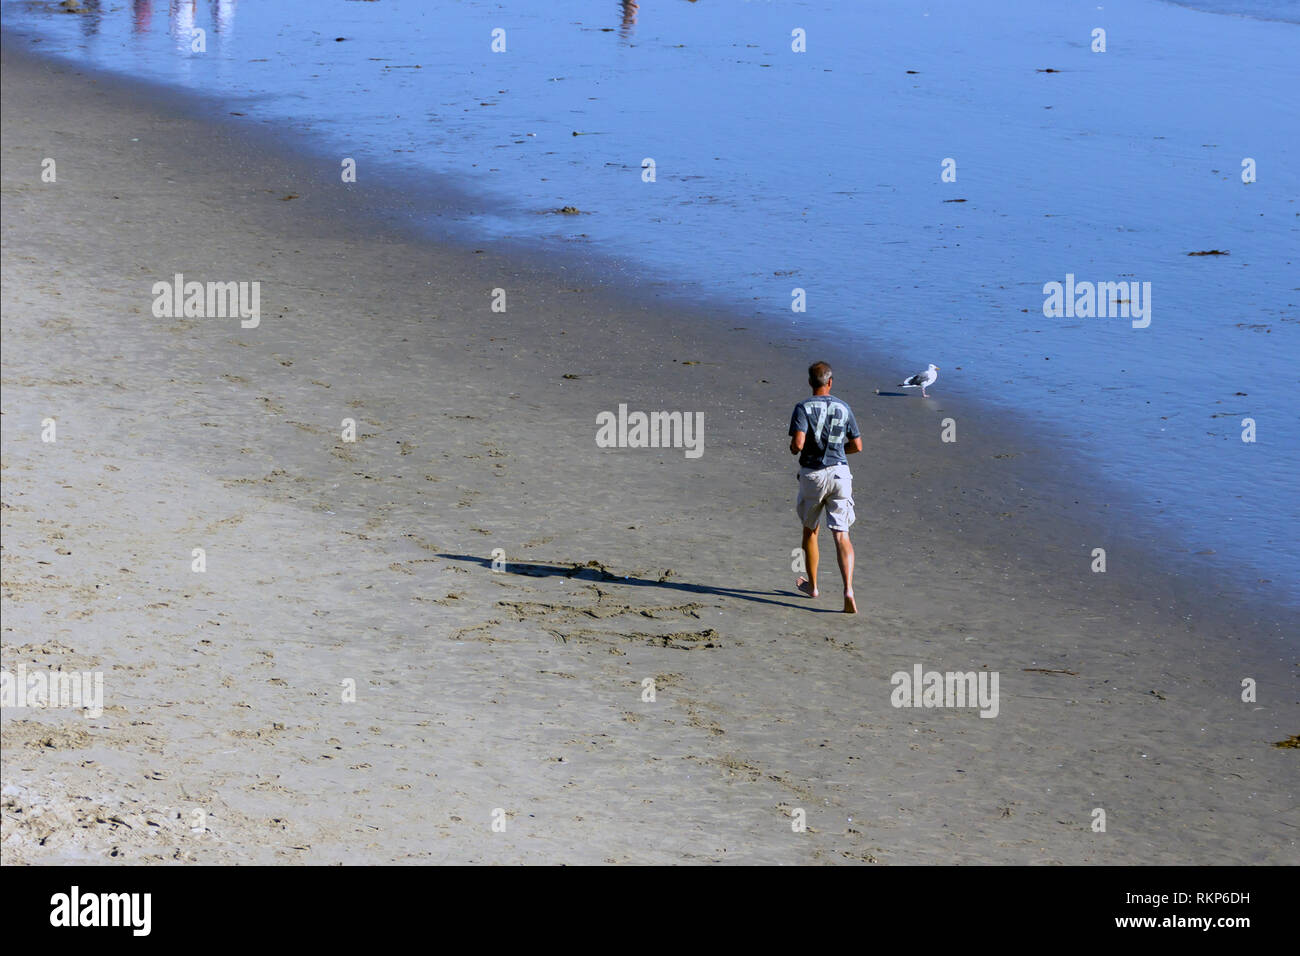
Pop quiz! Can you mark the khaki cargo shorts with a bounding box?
[796,464,855,532]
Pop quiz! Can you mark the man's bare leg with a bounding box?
[796,524,819,597]
[833,529,856,613]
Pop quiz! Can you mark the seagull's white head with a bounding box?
[930,364,939,371]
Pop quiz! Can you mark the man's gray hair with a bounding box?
[808,361,833,388]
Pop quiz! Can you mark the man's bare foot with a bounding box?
[843,592,857,614]
[796,577,818,598]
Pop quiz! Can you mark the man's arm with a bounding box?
[789,403,808,456]
[844,407,862,454]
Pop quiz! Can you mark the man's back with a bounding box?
[789,393,859,470]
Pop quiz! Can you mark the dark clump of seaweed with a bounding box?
[1271,735,1299,750]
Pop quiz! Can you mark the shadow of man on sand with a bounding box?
[437,554,840,613]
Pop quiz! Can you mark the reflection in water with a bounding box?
[212,0,236,35]
[132,0,152,34]
[160,0,237,52]
[171,0,195,54]
[619,0,637,41]
[66,1,237,51]
[72,0,102,39]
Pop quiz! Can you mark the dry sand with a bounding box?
[2,46,1296,865]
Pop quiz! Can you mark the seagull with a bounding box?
[898,364,939,397]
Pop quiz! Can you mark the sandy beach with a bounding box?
[2,44,1296,865]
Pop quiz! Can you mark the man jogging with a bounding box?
[788,361,862,613]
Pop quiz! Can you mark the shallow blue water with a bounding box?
[5,0,1297,601]
[1163,0,1300,22]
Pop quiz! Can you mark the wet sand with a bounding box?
[1,45,1296,865]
